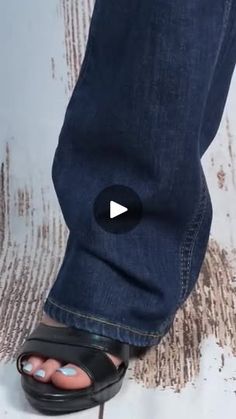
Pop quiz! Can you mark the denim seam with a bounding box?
[46,296,165,338]
[178,0,234,304]
[215,0,235,69]
[177,0,233,306]
[178,168,208,305]
[203,0,233,104]
[221,0,234,48]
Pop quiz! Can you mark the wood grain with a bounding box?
[61,0,94,92]
[0,142,68,363]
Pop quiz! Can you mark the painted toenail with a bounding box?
[34,369,46,378]
[56,367,77,376]
[22,363,33,373]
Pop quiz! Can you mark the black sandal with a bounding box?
[16,322,130,415]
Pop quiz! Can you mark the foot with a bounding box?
[21,313,123,390]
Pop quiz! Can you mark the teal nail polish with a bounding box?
[56,367,77,376]
[22,363,33,373]
[34,369,46,378]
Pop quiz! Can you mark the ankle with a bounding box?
[41,313,66,328]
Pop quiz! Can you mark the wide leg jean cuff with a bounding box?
[43,297,174,347]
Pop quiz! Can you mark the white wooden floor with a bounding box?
[0,1,235,418]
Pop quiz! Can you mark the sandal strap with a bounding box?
[16,323,130,390]
[27,323,130,364]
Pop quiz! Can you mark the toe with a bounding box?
[21,355,46,375]
[33,358,63,382]
[51,363,92,390]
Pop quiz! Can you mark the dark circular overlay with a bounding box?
[93,185,143,234]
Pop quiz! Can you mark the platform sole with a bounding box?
[23,376,124,415]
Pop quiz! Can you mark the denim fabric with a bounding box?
[43,0,236,346]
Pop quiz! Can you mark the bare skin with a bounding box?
[21,312,122,390]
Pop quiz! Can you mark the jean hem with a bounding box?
[43,297,173,347]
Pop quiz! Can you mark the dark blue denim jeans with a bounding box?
[44,0,236,347]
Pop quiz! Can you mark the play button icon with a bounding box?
[110,201,128,219]
[93,185,142,234]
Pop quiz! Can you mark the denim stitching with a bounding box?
[179,169,207,303]
[46,296,165,338]
[214,0,235,69]
[221,0,234,46]
[209,0,233,79]
[178,168,208,305]
[202,0,234,104]
[178,0,233,307]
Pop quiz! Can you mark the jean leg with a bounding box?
[44,0,236,346]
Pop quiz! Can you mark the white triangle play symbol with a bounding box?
[110,201,128,219]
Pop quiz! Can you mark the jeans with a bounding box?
[43,0,236,347]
